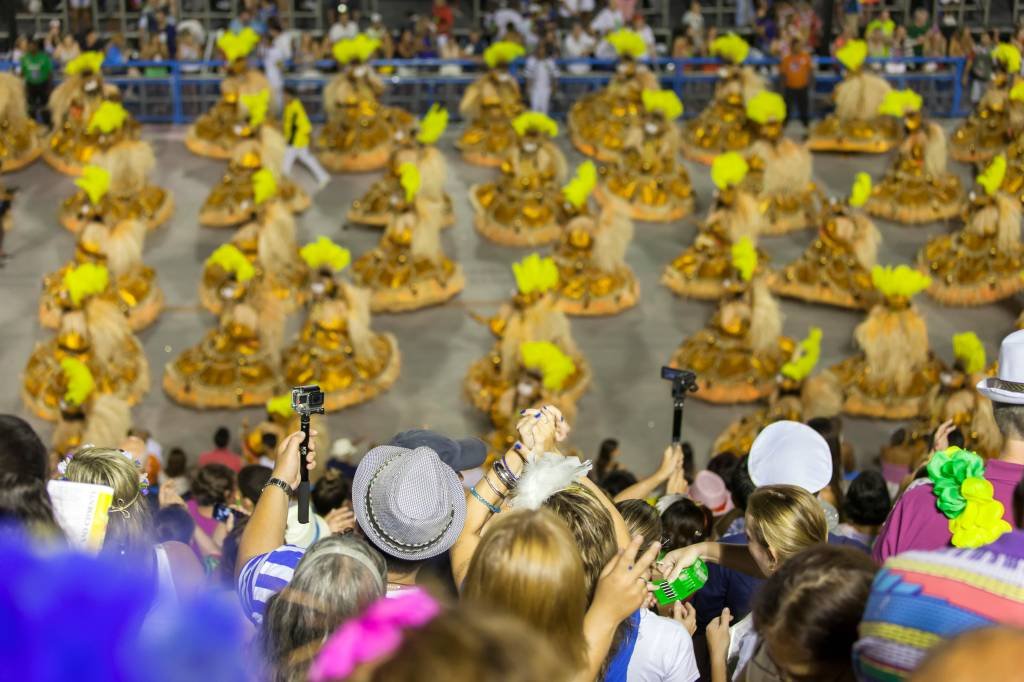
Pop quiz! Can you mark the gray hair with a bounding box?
[993,402,1024,440]
[260,534,387,682]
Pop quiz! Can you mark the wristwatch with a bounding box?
[262,477,294,497]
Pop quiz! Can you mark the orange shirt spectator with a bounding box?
[781,47,813,88]
[433,0,454,35]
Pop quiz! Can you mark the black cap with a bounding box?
[387,429,488,472]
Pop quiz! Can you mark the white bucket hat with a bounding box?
[748,421,833,494]
[977,330,1024,404]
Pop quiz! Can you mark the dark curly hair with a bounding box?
[191,463,236,506]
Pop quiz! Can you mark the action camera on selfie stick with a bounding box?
[661,367,698,445]
[291,385,325,524]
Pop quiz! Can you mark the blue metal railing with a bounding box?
[0,56,968,124]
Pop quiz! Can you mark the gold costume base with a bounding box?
[1,144,43,173]
[557,276,640,316]
[680,141,740,166]
[827,356,944,420]
[40,289,164,332]
[184,130,235,160]
[474,213,561,248]
[569,132,618,163]
[592,184,694,223]
[61,193,175,234]
[463,356,592,415]
[162,367,277,410]
[950,146,998,164]
[347,194,455,229]
[769,274,873,310]
[318,148,390,174]
[807,116,898,153]
[199,187,310,228]
[459,150,504,168]
[42,148,89,176]
[320,334,402,412]
[661,268,733,301]
[866,195,962,224]
[368,267,465,313]
[923,272,1024,306]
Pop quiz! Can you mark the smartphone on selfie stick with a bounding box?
[291,385,325,524]
[660,367,698,445]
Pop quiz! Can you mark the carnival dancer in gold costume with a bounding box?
[59,139,174,233]
[807,40,899,153]
[951,43,1024,163]
[240,394,330,466]
[45,53,141,175]
[742,90,821,234]
[771,173,881,310]
[595,89,695,222]
[164,270,283,409]
[23,262,150,421]
[200,170,306,315]
[820,265,945,419]
[470,111,568,247]
[681,33,765,164]
[918,155,1023,306]
[456,41,525,167]
[347,104,453,228]
[185,28,269,159]
[662,152,767,300]
[668,239,794,404]
[866,90,964,224]
[40,218,162,331]
[0,72,42,172]
[352,163,464,312]
[568,28,660,161]
[316,34,414,173]
[50,357,133,457]
[280,237,401,412]
[200,124,310,228]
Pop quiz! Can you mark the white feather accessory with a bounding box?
[509,450,592,510]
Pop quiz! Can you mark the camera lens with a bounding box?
[310,392,324,406]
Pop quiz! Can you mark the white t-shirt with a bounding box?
[327,20,358,44]
[564,31,596,73]
[635,24,656,55]
[590,7,624,35]
[627,609,701,682]
[561,0,596,15]
[494,8,529,37]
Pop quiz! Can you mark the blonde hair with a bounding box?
[746,484,828,565]
[462,510,588,671]
[544,485,617,599]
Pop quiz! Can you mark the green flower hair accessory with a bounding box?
[927,447,1012,548]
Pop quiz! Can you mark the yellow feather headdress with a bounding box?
[877,89,923,117]
[992,43,1022,74]
[952,332,986,374]
[746,90,786,124]
[710,33,750,65]
[206,243,255,282]
[781,327,822,382]
[520,341,576,391]
[300,236,351,272]
[217,27,261,62]
[562,161,597,209]
[252,167,277,205]
[416,104,449,145]
[266,394,292,419]
[76,165,111,206]
[1011,81,1024,103]
[87,101,128,135]
[61,357,96,407]
[65,51,105,76]
[711,152,749,190]
[512,111,559,138]
[398,162,420,203]
[332,33,382,64]
[241,89,270,128]
[64,262,110,307]
[642,89,683,120]
[836,40,868,71]
[606,28,648,59]
[730,237,757,282]
[976,155,1007,197]
[848,172,872,208]
[483,41,526,69]
[513,253,559,295]
[870,264,931,301]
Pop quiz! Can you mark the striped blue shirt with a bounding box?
[236,544,307,625]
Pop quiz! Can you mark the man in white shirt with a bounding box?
[493,4,530,38]
[590,0,624,35]
[560,0,596,17]
[326,8,357,46]
[264,19,291,115]
[564,21,597,73]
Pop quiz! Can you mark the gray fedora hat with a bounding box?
[352,444,467,562]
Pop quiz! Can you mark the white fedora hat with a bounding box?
[977,330,1024,404]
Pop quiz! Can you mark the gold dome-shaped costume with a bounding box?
[741,91,821,234]
[1000,129,1024,203]
[470,111,568,247]
[59,140,173,233]
[821,265,946,419]
[951,44,1024,163]
[240,394,331,464]
[44,53,141,175]
[456,41,525,167]
[352,163,464,312]
[808,41,900,153]
[0,72,43,172]
[50,357,133,456]
[771,173,881,310]
[23,262,150,421]
[595,89,695,222]
[348,104,454,228]
[918,156,1023,306]
[568,28,660,161]
[41,219,163,331]
[662,152,768,300]
[866,90,964,224]
[681,34,765,165]
[200,126,311,228]
[185,29,272,159]
[316,35,414,173]
[283,241,400,411]
[669,240,794,404]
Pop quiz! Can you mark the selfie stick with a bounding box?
[298,413,310,524]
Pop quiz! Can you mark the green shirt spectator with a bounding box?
[906,8,932,58]
[21,50,53,86]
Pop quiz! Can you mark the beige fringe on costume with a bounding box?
[0,72,42,172]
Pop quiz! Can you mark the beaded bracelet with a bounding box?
[470,486,501,515]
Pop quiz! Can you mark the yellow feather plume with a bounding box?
[746,90,786,124]
[976,155,1007,197]
[877,89,923,117]
[520,341,576,391]
[952,332,986,374]
[870,264,931,300]
[332,34,382,64]
[241,89,270,128]
[266,394,292,419]
[562,161,597,208]
[300,236,351,272]
[87,101,128,134]
[65,51,105,76]
[709,33,750,65]
[206,243,255,282]
[1011,81,1024,103]
[513,253,559,295]
[399,162,420,203]
[217,27,261,62]
[76,165,111,205]
[61,357,95,407]
[252,167,277,205]
[848,172,872,208]
[642,89,683,120]
[711,151,749,190]
[512,111,559,138]
[483,41,526,69]
[416,104,449,145]
[992,43,1022,74]
[63,262,110,307]
[606,28,648,59]
[836,40,868,71]
[781,327,822,382]
[730,237,757,282]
